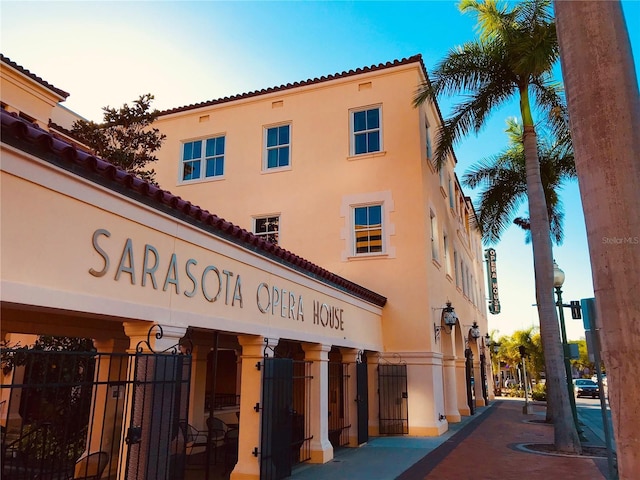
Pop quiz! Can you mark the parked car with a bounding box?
[574,378,600,398]
[591,374,607,387]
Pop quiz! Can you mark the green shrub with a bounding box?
[531,382,547,401]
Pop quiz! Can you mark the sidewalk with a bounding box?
[293,398,611,480]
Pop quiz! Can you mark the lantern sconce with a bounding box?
[434,301,459,342]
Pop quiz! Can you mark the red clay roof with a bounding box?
[1,109,387,307]
[1,54,70,100]
[159,54,428,116]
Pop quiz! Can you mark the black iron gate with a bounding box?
[356,353,369,444]
[378,363,408,435]
[125,352,191,479]
[258,351,312,480]
[327,362,350,448]
[1,329,191,480]
[259,357,293,480]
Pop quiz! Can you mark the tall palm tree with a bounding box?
[555,1,640,476]
[463,117,576,245]
[414,0,581,452]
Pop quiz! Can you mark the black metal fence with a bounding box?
[1,345,191,480]
[258,357,312,480]
[328,362,350,447]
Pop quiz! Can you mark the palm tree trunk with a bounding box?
[555,1,640,476]
[522,122,581,453]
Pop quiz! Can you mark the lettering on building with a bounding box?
[89,228,243,307]
[255,282,346,332]
[484,248,500,314]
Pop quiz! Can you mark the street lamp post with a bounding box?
[553,261,582,435]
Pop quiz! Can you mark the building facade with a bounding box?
[152,54,491,424]
[1,54,492,480]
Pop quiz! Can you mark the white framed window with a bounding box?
[454,250,460,286]
[353,204,383,255]
[264,124,290,170]
[253,215,280,244]
[340,191,395,260]
[181,136,225,182]
[425,117,433,160]
[443,232,451,276]
[430,209,439,261]
[448,176,455,209]
[350,106,382,155]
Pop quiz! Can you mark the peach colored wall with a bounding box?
[1,146,383,352]
[153,62,488,355]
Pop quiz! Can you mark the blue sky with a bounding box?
[3,1,639,340]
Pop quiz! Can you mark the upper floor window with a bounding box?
[430,209,439,261]
[454,250,460,287]
[264,124,290,170]
[443,232,451,276]
[448,177,455,209]
[351,106,381,155]
[182,136,225,181]
[253,215,280,244]
[354,204,383,254]
[425,117,433,160]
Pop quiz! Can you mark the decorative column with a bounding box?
[339,348,359,447]
[443,355,461,422]
[473,358,485,407]
[231,335,278,480]
[301,343,333,464]
[189,338,210,434]
[455,357,470,416]
[367,353,380,436]
[87,337,129,475]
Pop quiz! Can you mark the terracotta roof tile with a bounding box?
[1,54,70,100]
[159,54,427,116]
[1,109,386,307]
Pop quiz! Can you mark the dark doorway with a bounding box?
[378,363,408,435]
[465,348,475,415]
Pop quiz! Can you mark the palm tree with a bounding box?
[414,0,580,452]
[554,1,640,476]
[463,117,576,245]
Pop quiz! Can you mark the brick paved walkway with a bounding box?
[397,399,609,480]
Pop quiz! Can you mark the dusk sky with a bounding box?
[3,0,639,341]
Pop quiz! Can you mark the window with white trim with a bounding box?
[181,136,225,181]
[341,191,395,260]
[353,204,383,254]
[351,106,381,155]
[430,210,439,261]
[443,232,451,276]
[425,117,433,160]
[454,250,460,286]
[448,176,455,209]
[264,124,290,170]
[253,215,280,245]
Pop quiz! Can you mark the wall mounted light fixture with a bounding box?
[434,301,459,342]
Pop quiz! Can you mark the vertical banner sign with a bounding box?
[484,248,501,314]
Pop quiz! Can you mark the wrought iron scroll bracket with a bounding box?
[135,324,191,355]
[378,352,406,365]
[263,337,275,358]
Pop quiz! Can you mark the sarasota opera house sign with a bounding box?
[484,248,501,315]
